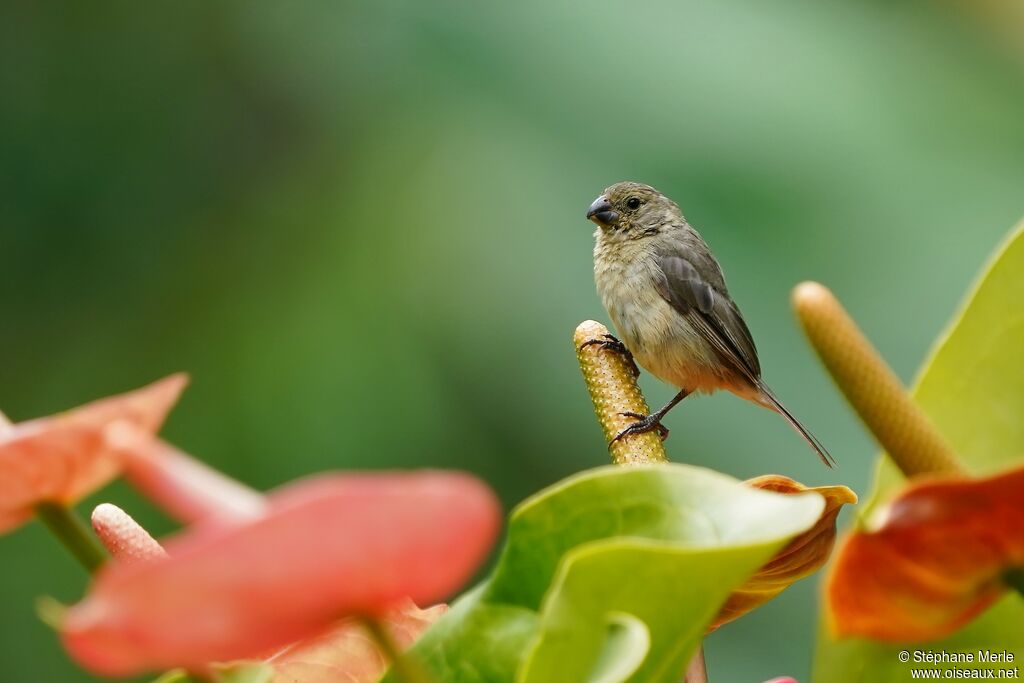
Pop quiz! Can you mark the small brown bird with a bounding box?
[585,181,834,467]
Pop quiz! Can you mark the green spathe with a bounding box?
[813,222,1024,682]
[385,464,825,683]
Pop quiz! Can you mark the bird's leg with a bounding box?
[578,333,640,377]
[612,389,691,444]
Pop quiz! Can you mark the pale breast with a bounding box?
[594,237,738,394]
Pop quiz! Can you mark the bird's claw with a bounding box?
[611,411,670,444]
[579,334,641,377]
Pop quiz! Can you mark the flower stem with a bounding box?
[35,502,107,574]
[361,616,432,683]
[684,645,708,683]
[574,320,668,465]
[792,282,965,477]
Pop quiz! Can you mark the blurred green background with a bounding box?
[2,0,1024,681]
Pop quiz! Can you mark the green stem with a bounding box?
[360,616,432,683]
[35,502,107,574]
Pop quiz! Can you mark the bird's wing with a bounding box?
[655,244,834,467]
[654,251,761,382]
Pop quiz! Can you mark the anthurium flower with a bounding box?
[268,599,447,683]
[710,475,857,631]
[826,465,1024,641]
[0,375,187,533]
[61,471,501,677]
[87,499,445,682]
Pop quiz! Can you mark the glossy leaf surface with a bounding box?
[383,464,825,683]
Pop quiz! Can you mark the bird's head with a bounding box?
[586,181,682,238]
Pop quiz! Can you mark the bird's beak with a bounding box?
[586,195,619,227]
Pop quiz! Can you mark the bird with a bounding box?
[584,181,834,467]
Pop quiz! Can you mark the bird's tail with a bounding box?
[756,380,835,468]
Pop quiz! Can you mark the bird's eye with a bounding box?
[625,197,642,210]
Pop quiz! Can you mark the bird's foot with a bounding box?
[579,334,640,377]
[612,411,670,443]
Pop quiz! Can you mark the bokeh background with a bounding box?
[3,1,1024,681]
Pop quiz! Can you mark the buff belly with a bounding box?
[602,282,757,400]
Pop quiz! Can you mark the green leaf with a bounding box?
[402,585,539,682]
[151,671,194,683]
[813,221,1024,682]
[385,464,825,683]
[585,612,650,683]
[149,662,273,683]
[211,662,274,683]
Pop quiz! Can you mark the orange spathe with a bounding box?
[0,375,187,533]
[711,475,857,631]
[61,470,500,677]
[826,466,1024,641]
